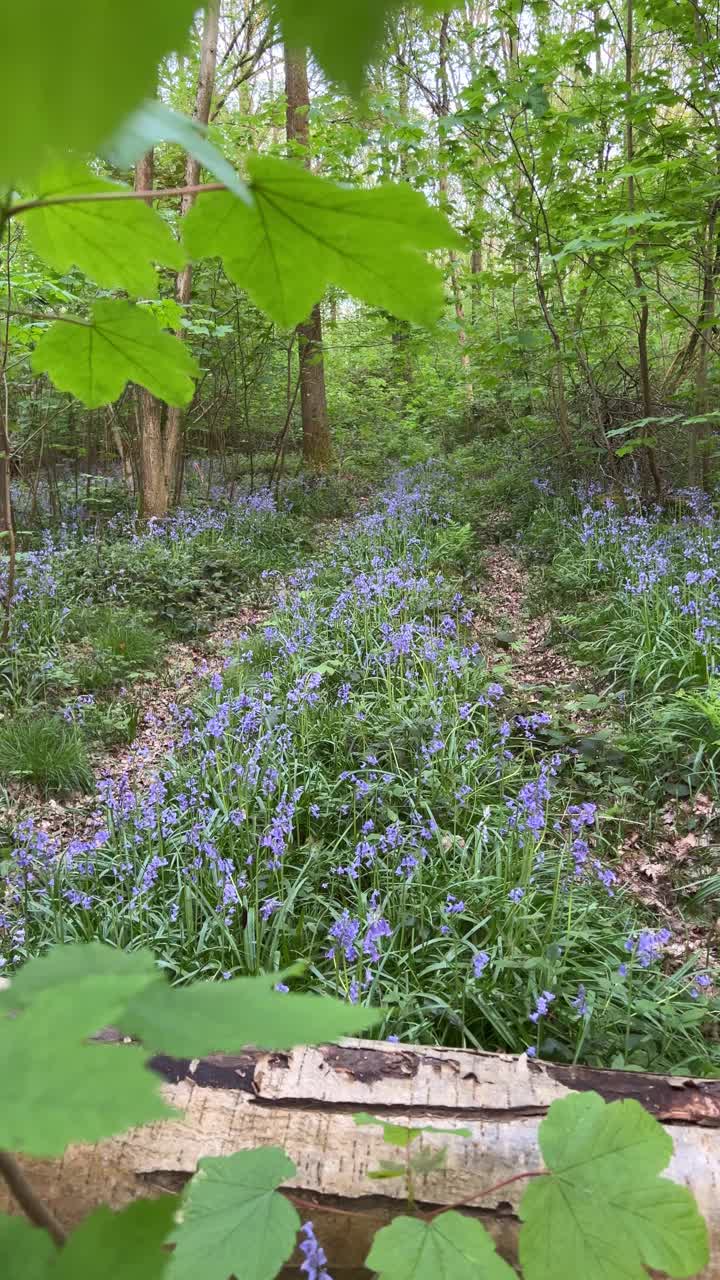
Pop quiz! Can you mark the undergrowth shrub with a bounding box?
[67,606,163,690]
[0,711,93,794]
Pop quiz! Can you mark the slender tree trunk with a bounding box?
[692,202,717,489]
[134,148,169,520]
[625,0,662,498]
[471,247,482,324]
[165,0,221,504]
[284,44,332,470]
[438,14,473,411]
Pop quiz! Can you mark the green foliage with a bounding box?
[0,941,381,1158]
[0,1216,56,1280]
[70,606,164,687]
[183,156,463,328]
[169,1149,300,1280]
[0,0,198,183]
[0,979,174,1155]
[0,940,156,1009]
[0,711,93,793]
[119,972,384,1056]
[32,301,199,409]
[51,1199,177,1280]
[519,1091,709,1280]
[19,162,184,297]
[366,1211,516,1280]
[272,0,448,93]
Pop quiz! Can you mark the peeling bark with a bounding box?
[4,1041,719,1278]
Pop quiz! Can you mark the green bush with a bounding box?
[0,712,93,794]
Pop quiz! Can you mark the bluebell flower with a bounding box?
[529,991,555,1024]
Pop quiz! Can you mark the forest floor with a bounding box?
[10,535,714,969]
[4,481,717,1069]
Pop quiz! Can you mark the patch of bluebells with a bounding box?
[2,468,717,1072]
[558,487,720,685]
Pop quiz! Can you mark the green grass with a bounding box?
[0,712,93,794]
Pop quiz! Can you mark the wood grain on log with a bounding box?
[2,1039,719,1278]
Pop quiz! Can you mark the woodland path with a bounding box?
[479,548,717,970]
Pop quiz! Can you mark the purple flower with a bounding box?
[529,991,555,1024]
[261,897,282,922]
[445,894,465,915]
[624,928,671,968]
[570,984,590,1018]
[299,1223,332,1280]
[508,887,524,904]
[363,913,392,963]
[327,910,360,962]
[473,951,490,978]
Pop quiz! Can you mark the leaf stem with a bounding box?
[423,1169,548,1221]
[8,182,227,218]
[0,308,91,327]
[0,1151,67,1245]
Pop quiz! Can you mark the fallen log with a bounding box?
[3,1039,719,1278]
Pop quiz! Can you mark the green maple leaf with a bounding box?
[0,1214,56,1280]
[169,1149,299,1280]
[519,1091,710,1280]
[0,941,157,1011]
[51,1199,176,1280]
[0,977,173,1155]
[0,1,198,184]
[18,163,184,297]
[366,1211,516,1280]
[32,300,199,409]
[272,1,448,94]
[118,971,383,1056]
[183,155,463,328]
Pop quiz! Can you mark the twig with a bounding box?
[0,1151,67,1245]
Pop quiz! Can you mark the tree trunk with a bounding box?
[625,0,662,499]
[133,149,170,520]
[5,1040,720,1279]
[438,13,473,412]
[691,203,717,489]
[284,44,333,471]
[165,0,221,504]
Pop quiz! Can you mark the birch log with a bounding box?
[3,1039,719,1278]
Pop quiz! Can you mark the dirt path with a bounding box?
[479,549,718,965]
[477,548,586,692]
[1,605,268,849]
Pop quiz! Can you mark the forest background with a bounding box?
[6,0,720,523]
